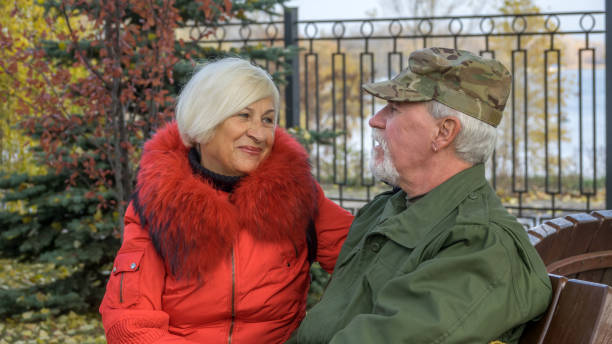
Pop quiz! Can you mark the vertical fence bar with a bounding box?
[511,46,528,217]
[578,47,596,209]
[284,7,299,128]
[606,6,612,209]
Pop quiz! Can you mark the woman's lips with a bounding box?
[239,146,263,155]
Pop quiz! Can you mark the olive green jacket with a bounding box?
[291,164,551,344]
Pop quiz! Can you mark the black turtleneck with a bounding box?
[188,147,243,193]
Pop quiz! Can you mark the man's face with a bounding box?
[368,101,438,188]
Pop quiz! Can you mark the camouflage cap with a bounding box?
[362,47,511,127]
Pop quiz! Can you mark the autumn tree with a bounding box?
[0,0,54,176]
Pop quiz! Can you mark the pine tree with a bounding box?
[0,115,118,319]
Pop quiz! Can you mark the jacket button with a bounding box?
[130,262,137,269]
[371,242,381,252]
[468,193,478,200]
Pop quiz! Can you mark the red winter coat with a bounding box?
[99,122,354,344]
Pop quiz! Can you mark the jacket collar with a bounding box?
[132,121,318,279]
[374,164,488,248]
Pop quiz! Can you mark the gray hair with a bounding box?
[175,57,280,147]
[426,100,497,164]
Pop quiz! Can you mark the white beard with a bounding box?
[370,129,400,186]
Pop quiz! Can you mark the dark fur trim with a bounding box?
[133,122,317,279]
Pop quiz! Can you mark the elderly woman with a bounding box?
[99,57,354,343]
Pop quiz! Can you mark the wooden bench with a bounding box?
[519,210,612,343]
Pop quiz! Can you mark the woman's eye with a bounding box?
[237,112,249,118]
[262,117,274,124]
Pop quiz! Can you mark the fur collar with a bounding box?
[132,121,317,279]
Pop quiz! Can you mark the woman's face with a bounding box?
[200,97,275,176]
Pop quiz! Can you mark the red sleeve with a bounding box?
[99,203,197,344]
[313,183,354,273]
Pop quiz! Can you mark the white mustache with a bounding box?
[372,129,388,151]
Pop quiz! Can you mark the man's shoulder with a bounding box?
[454,182,521,228]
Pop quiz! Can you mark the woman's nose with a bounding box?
[247,121,266,142]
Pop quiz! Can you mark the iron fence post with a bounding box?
[284,7,299,128]
[607,5,611,209]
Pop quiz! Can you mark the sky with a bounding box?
[284,0,605,20]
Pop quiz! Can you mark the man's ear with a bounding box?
[433,117,461,150]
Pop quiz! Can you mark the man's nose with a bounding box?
[369,110,386,129]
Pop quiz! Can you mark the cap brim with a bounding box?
[362,72,432,102]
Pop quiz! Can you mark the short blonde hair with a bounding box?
[176,57,280,147]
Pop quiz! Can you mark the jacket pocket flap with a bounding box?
[112,251,144,275]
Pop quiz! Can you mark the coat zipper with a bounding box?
[119,272,124,303]
[228,249,236,344]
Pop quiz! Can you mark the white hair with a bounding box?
[426,101,497,164]
[175,57,280,147]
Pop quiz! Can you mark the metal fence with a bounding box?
[196,8,607,226]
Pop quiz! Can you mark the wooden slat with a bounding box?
[541,279,611,344]
[547,251,612,276]
[593,287,612,344]
[519,274,567,344]
[531,223,564,265]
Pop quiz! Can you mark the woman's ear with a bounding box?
[433,117,461,150]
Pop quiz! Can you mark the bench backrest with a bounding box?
[527,210,612,285]
[520,274,612,344]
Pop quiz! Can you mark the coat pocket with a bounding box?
[106,250,144,307]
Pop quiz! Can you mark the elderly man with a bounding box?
[290,47,552,344]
